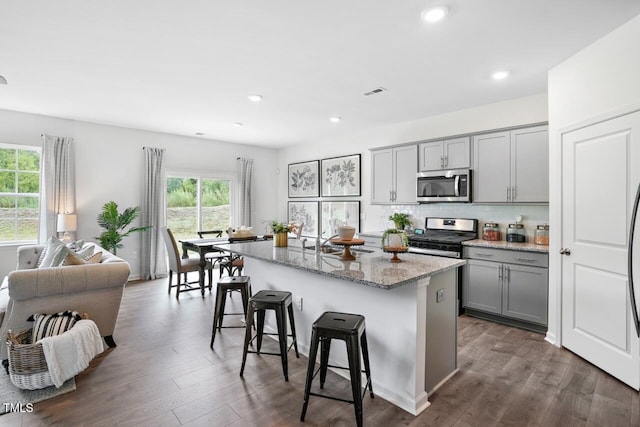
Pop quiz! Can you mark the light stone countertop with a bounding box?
[215,240,465,290]
[463,239,549,254]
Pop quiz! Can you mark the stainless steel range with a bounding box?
[408,217,478,258]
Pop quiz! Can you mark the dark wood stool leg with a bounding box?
[361,331,374,397]
[168,270,173,293]
[319,337,331,389]
[287,303,300,357]
[240,302,255,377]
[240,287,249,318]
[346,335,364,427]
[256,309,266,352]
[301,328,319,422]
[275,305,289,381]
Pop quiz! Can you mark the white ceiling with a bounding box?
[1,1,640,148]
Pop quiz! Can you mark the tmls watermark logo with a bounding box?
[3,402,34,413]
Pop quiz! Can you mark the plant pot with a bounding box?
[386,233,403,248]
[274,232,288,247]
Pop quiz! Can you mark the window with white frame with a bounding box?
[0,144,41,244]
[166,173,234,242]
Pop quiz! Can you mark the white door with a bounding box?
[561,110,640,390]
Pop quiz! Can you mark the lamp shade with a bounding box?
[57,214,77,232]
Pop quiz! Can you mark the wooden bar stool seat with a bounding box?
[210,276,252,348]
[240,290,299,381]
[300,311,374,427]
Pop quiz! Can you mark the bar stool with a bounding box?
[240,290,299,381]
[210,276,252,348]
[300,311,374,427]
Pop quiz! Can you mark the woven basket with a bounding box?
[6,329,54,390]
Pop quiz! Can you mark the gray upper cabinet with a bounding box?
[371,145,417,204]
[473,125,548,203]
[418,136,470,171]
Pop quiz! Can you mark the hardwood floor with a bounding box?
[4,278,640,426]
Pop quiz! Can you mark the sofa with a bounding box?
[0,242,130,362]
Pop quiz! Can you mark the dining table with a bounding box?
[179,235,263,295]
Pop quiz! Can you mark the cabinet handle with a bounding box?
[440,156,444,168]
[445,156,448,168]
[475,253,494,258]
[515,257,537,263]
[507,187,511,202]
[505,266,510,281]
[498,265,503,280]
[389,190,393,201]
[512,186,516,200]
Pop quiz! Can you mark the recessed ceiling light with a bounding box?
[422,6,449,23]
[0,75,7,85]
[233,122,243,127]
[491,70,510,80]
[330,117,341,123]
[248,94,262,102]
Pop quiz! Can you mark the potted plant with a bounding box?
[381,228,409,248]
[388,212,412,231]
[96,201,151,255]
[270,220,291,247]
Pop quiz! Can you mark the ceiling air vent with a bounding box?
[363,87,387,96]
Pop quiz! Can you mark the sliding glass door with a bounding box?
[166,174,233,242]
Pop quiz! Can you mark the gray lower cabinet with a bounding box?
[463,246,548,328]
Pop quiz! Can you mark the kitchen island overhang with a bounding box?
[216,240,465,416]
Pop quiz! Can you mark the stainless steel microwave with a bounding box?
[416,169,472,203]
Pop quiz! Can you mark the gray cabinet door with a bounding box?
[371,149,393,204]
[418,141,444,171]
[463,259,502,314]
[502,264,548,325]
[473,131,510,202]
[393,145,418,203]
[443,136,470,169]
[511,126,549,203]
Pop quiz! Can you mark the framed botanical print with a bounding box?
[321,154,361,197]
[288,160,319,198]
[288,201,319,237]
[320,201,360,237]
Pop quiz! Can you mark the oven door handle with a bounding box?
[454,175,460,197]
[408,247,460,258]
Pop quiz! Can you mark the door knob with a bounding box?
[560,248,571,256]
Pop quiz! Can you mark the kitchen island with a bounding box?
[215,239,464,415]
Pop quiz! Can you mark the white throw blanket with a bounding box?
[40,319,104,388]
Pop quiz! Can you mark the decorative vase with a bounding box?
[274,232,288,247]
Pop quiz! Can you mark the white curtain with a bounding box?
[238,158,254,226]
[39,134,75,243]
[141,147,167,280]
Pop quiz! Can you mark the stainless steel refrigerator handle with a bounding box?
[628,181,640,337]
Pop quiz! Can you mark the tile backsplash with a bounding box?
[378,204,549,241]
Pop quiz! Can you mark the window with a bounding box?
[0,144,41,244]
[166,174,233,242]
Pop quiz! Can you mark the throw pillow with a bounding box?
[38,236,71,268]
[85,252,102,264]
[66,239,85,251]
[61,250,102,266]
[30,310,82,344]
[75,245,95,258]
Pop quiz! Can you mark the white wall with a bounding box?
[548,14,640,345]
[0,108,279,279]
[278,93,549,234]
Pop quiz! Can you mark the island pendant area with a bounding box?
[218,240,464,416]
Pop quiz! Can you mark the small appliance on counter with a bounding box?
[482,222,501,241]
[534,224,549,245]
[506,223,526,242]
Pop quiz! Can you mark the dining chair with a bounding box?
[161,227,213,299]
